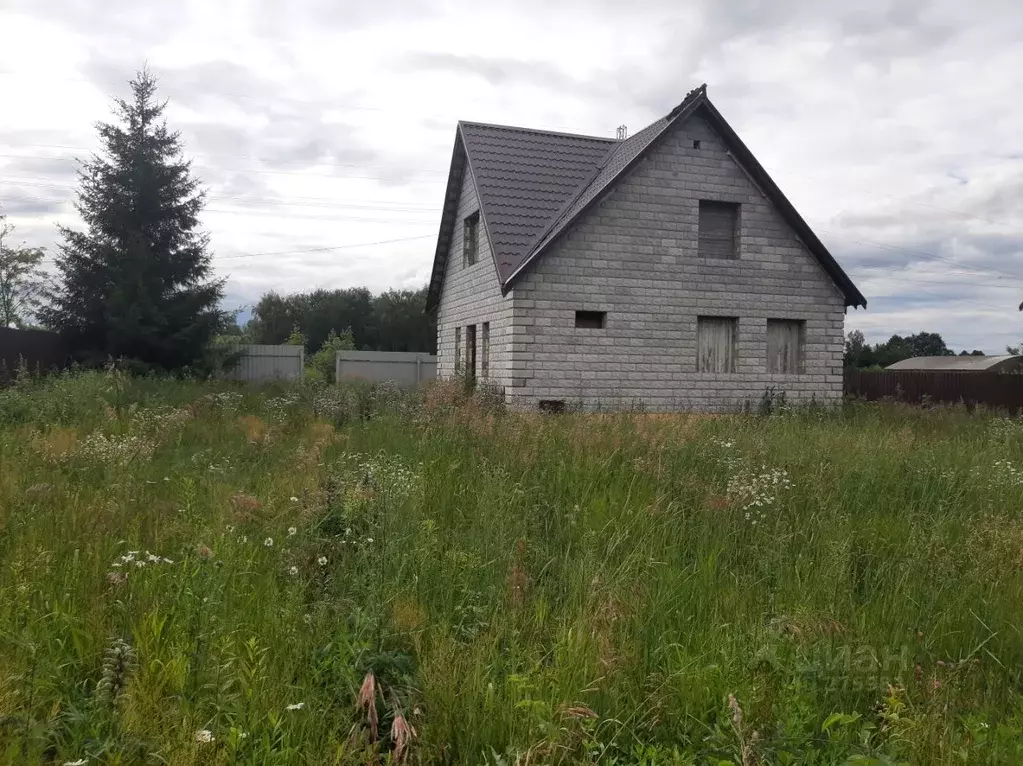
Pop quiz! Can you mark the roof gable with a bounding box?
[427,85,866,311]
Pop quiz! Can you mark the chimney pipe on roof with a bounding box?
[616,125,628,140]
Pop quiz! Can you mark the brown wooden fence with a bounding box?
[844,368,1023,412]
[0,327,69,381]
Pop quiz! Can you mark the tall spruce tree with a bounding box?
[40,69,224,370]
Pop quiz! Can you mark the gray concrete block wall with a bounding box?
[435,161,514,390]
[506,114,847,412]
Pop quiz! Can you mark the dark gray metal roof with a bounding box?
[426,84,867,310]
[887,355,1023,372]
[459,122,614,282]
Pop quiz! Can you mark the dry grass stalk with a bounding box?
[390,710,416,762]
[356,671,378,740]
[230,492,262,515]
[770,613,846,642]
[506,538,528,607]
[238,415,268,444]
[558,703,597,720]
[728,693,759,766]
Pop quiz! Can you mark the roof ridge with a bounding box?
[458,120,617,144]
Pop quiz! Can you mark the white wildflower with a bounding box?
[285,702,305,711]
[194,729,215,743]
[288,526,297,536]
[63,760,87,766]
[225,524,235,533]
[290,496,299,502]
[317,556,328,567]
[264,537,273,547]
[289,566,299,576]
[238,535,248,544]
[365,537,374,543]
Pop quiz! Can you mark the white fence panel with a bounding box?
[229,344,304,382]
[335,350,436,387]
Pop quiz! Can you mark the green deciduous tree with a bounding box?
[307,327,356,383]
[0,212,45,328]
[846,330,980,369]
[247,286,435,354]
[38,68,224,370]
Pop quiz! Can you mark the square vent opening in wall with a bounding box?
[575,311,606,329]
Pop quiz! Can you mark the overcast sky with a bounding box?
[2,0,1021,351]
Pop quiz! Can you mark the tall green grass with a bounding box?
[1,371,1022,764]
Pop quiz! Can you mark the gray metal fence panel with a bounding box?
[335,351,437,387]
[229,344,304,382]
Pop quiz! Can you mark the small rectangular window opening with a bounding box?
[698,200,739,259]
[465,324,477,381]
[453,326,462,373]
[696,316,738,373]
[481,322,490,378]
[767,319,806,374]
[575,310,606,329]
[692,139,701,149]
[463,211,479,266]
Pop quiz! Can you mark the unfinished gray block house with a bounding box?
[426,84,866,412]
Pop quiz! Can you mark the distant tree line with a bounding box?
[236,287,435,356]
[845,330,985,369]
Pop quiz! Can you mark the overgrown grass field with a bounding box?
[1,372,1022,764]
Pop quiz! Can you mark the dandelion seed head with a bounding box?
[288,526,297,536]
[264,537,273,547]
[289,566,299,575]
[317,556,328,566]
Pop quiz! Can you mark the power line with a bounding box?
[1,188,440,214]
[0,70,402,113]
[0,146,450,174]
[767,165,1018,230]
[0,180,441,211]
[825,229,1023,282]
[209,234,436,260]
[3,195,436,226]
[35,234,436,265]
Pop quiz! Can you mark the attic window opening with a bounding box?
[463,211,479,266]
[692,139,701,149]
[575,310,606,329]
[698,200,739,259]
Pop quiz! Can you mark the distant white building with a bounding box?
[886,355,1023,372]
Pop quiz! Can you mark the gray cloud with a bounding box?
[1,194,67,217]
[401,53,581,92]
